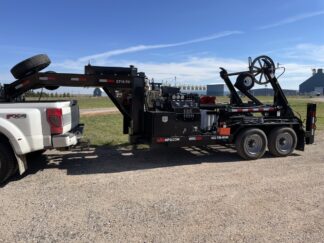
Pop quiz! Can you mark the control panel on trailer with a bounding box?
[2,54,317,160]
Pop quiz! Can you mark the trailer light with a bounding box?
[156,137,166,143]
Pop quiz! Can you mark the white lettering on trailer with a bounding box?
[116,80,130,84]
[164,137,180,142]
[211,136,229,140]
[217,136,229,139]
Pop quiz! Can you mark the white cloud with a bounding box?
[258,10,324,30]
[280,43,324,63]
[53,56,247,83]
[78,31,243,62]
[52,55,315,90]
[51,40,324,91]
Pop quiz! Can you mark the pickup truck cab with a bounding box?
[0,99,83,184]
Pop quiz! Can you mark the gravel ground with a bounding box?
[1,133,324,242]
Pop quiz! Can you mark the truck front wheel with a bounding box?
[268,127,297,157]
[0,141,16,185]
[235,128,267,160]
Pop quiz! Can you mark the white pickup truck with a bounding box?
[0,100,83,184]
[0,54,85,184]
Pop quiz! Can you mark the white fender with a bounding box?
[0,117,31,155]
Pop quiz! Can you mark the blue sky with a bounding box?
[1,0,324,93]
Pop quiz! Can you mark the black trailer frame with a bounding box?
[3,58,317,156]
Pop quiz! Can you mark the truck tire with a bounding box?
[11,54,51,79]
[0,141,16,185]
[268,127,297,157]
[235,128,267,160]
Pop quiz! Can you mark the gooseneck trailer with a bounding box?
[3,54,317,160]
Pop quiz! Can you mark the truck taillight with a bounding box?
[46,108,63,134]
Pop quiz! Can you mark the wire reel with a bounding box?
[249,55,275,85]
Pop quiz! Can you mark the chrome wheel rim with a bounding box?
[275,132,293,154]
[244,134,263,156]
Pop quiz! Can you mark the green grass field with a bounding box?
[81,114,128,146]
[76,96,115,109]
[80,96,324,146]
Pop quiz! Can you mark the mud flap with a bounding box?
[306,103,316,144]
[15,153,27,175]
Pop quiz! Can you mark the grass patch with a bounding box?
[76,97,114,109]
[81,113,128,146]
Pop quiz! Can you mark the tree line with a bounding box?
[25,90,72,98]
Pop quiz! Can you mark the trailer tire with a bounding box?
[44,71,59,90]
[11,54,51,79]
[268,127,297,157]
[235,128,267,160]
[0,140,17,185]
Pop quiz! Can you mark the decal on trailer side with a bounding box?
[156,137,180,143]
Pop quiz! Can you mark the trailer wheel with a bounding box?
[235,128,267,160]
[44,71,59,90]
[0,140,16,185]
[11,54,51,79]
[268,127,297,157]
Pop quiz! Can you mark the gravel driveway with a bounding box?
[1,133,323,242]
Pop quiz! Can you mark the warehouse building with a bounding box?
[249,88,298,96]
[299,69,324,95]
[207,84,225,96]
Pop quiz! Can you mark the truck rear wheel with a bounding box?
[268,127,297,157]
[0,141,16,185]
[11,54,51,79]
[235,128,267,160]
